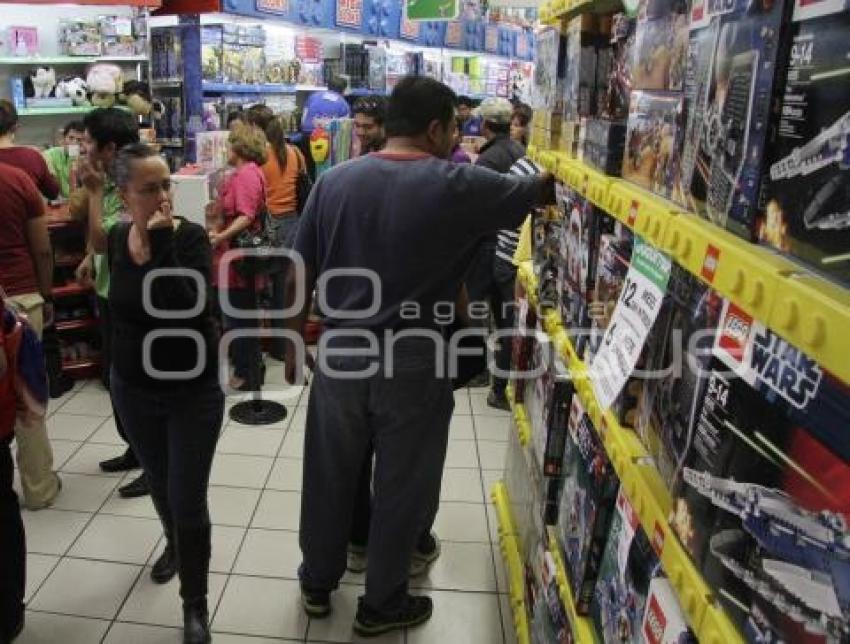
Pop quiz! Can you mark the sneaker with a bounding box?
[347,544,368,573]
[409,532,441,577]
[353,595,433,637]
[301,588,331,618]
[486,389,510,411]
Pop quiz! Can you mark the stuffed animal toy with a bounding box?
[86,63,123,108]
[24,67,57,99]
[55,77,89,106]
[120,80,164,119]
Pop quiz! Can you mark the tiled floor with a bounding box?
[14,373,519,644]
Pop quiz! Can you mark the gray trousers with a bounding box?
[299,338,454,613]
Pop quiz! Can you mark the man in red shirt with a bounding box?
[0,162,61,510]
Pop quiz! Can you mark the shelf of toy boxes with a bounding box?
[513,255,744,644]
[538,0,625,27]
[0,55,149,65]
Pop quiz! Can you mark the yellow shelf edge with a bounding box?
[491,482,532,644]
[548,529,598,644]
[491,480,519,539]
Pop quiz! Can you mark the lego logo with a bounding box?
[701,245,720,282]
[718,303,753,362]
[643,595,667,644]
[628,200,639,226]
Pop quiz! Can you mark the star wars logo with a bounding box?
[751,327,822,410]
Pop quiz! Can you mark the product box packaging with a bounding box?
[636,264,725,488]
[59,19,101,56]
[530,535,575,644]
[558,395,620,614]
[583,119,627,175]
[631,0,689,92]
[591,488,661,643]
[534,205,563,310]
[669,299,850,643]
[641,577,698,644]
[564,17,600,119]
[599,13,636,121]
[7,26,37,56]
[527,338,555,473]
[678,0,793,238]
[622,90,684,201]
[535,27,563,112]
[511,292,538,404]
[201,26,223,82]
[758,0,850,286]
[541,357,575,478]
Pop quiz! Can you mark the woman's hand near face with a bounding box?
[78,158,106,193]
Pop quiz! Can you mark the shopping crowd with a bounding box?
[0,77,550,643]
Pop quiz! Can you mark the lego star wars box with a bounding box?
[583,119,627,175]
[511,292,538,404]
[557,188,596,358]
[636,264,725,488]
[630,0,690,92]
[558,395,620,614]
[641,577,698,644]
[591,488,662,643]
[564,17,600,119]
[668,300,850,643]
[599,13,636,121]
[622,90,684,201]
[530,531,575,644]
[678,0,793,238]
[758,0,850,286]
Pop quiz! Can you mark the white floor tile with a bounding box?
[211,525,248,574]
[46,439,83,470]
[406,589,504,644]
[285,407,308,432]
[46,413,105,442]
[24,554,60,603]
[440,468,484,504]
[17,611,110,644]
[57,391,114,417]
[433,502,489,543]
[210,454,274,489]
[87,418,126,445]
[61,443,129,478]
[475,415,510,442]
[278,431,305,459]
[266,458,302,492]
[208,486,262,527]
[478,441,508,470]
[50,473,119,513]
[453,389,471,415]
[470,392,511,417]
[212,576,309,640]
[22,509,91,555]
[100,484,158,519]
[306,583,403,644]
[232,527,300,579]
[443,440,478,469]
[448,415,475,440]
[118,570,227,627]
[103,622,183,644]
[214,635,297,644]
[216,427,284,457]
[411,541,497,593]
[29,557,141,619]
[251,490,300,531]
[69,514,162,564]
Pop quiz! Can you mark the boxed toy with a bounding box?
[511,292,538,404]
[758,0,850,286]
[599,13,636,121]
[678,0,793,238]
[533,205,563,309]
[529,531,575,644]
[535,357,575,479]
[583,119,627,176]
[630,0,689,92]
[668,299,850,643]
[201,26,223,82]
[59,19,101,56]
[635,264,725,488]
[533,26,562,112]
[99,15,140,57]
[564,17,600,119]
[641,577,698,644]
[622,90,683,200]
[591,488,661,643]
[558,394,620,614]
[6,26,37,57]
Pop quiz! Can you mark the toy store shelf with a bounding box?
[347,87,388,97]
[528,147,850,386]
[515,267,744,644]
[151,79,183,88]
[0,55,147,65]
[491,482,531,644]
[506,384,532,447]
[56,318,98,332]
[202,82,300,94]
[540,0,623,25]
[53,283,92,298]
[19,106,93,116]
[548,529,597,644]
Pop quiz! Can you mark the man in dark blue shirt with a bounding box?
[284,76,554,637]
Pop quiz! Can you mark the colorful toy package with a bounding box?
[630,0,689,92]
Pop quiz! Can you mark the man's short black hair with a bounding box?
[386,76,456,138]
[83,108,139,151]
[352,96,387,125]
[457,96,475,109]
[0,100,18,136]
[485,120,511,135]
[327,76,348,94]
[63,120,85,136]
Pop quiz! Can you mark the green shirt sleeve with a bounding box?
[43,147,71,199]
[94,184,124,299]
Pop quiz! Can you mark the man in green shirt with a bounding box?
[42,121,85,200]
[75,108,148,499]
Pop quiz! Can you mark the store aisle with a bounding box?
[13,366,519,644]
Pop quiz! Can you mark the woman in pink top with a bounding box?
[209,123,268,390]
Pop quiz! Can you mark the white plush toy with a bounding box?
[56,77,89,106]
[30,67,56,98]
[86,63,123,108]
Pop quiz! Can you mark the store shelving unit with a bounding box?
[0,55,148,65]
[491,480,531,644]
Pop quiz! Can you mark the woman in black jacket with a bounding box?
[82,143,222,644]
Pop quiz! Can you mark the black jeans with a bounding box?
[491,261,517,395]
[220,287,262,383]
[111,371,224,600]
[268,215,299,359]
[0,436,25,639]
[98,297,132,448]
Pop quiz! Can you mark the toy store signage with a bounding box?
[589,238,672,409]
[336,0,363,28]
[256,0,288,14]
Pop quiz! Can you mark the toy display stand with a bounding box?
[228,271,287,426]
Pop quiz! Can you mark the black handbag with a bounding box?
[294,148,313,214]
[230,207,283,277]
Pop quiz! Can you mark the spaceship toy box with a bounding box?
[758,0,850,286]
[677,0,793,239]
[636,264,725,489]
[535,357,575,479]
[669,299,850,643]
[591,488,662,643]
[558,394,620,614]
[630,0,690,92]
[534,205,564,310]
